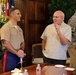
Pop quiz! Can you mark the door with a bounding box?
[24,0,50,52]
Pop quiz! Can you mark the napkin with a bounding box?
[55,65,65,68]
[65,67,75,71]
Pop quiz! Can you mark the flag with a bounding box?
[6,0,14,19]
[6,0,9,16]
[8,0,14,8]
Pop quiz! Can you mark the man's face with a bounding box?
[12,9,21,22]
[53,12,64,25]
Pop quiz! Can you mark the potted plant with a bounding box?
[48,0,76,23]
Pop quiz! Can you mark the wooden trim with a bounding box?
[28,20,46,24]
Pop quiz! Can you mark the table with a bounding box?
[0,64,73,75]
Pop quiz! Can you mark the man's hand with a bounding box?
[54,24,69,45]
[54,24,60,34]
[17,50,26,58]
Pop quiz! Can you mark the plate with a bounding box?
[55,65,65,68]
[11,69,21,73]
[65,67,75,71]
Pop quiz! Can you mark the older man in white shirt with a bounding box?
[41,10,71,65]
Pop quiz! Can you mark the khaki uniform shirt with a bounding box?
[1,21,24,50]
[68,13,76,47]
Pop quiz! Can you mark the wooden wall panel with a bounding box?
[27,1,36,45]
[23,0,50,52]
[35,2,45,20]
[28,1,35,20]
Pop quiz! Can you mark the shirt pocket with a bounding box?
[10,28,18,36]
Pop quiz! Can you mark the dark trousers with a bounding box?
[43,55,66,65]
[2,51,20,72]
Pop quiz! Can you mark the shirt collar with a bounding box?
[60,22,65,27]
[9,21,18,28]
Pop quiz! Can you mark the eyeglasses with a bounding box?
[53,16,61,18]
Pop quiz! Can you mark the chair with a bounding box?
[32,43,43,64]
[68,47,76,68]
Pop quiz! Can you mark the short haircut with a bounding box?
[54,10,65,18]
[9,8,19,15]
